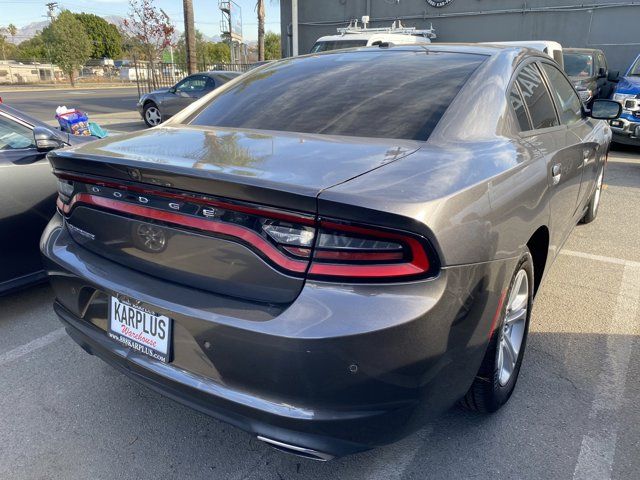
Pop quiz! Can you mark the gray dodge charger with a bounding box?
[41,45,621,459]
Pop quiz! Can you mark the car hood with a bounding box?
[57,125,421,198]
[144,88,170,97]
[615,75,640,94]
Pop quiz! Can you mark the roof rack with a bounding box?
[337,18,436,39]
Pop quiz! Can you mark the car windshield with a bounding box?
[629,57,640,76]
[310,40,369,53]
[564,53,594,77]
[186,50,485,141]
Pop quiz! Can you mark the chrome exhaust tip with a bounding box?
[256,436,335,461]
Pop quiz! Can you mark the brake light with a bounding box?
[308,221,434,280]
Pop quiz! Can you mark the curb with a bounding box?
[0,84,139,93]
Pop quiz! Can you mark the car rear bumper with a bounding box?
[42,212,514,457]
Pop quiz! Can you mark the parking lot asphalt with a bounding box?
[1,147,639,480]
[0,86,145,133]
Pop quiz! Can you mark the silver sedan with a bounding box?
[137,71,241,127]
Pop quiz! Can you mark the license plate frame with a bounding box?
[108,296,172,363]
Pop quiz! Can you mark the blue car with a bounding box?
[610,54,640,146]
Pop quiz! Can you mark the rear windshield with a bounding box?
[564,53,594,77]
[187,50,485,141]
[310,40,368,53]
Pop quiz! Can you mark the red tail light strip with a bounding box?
[313,250,404,262]
[55,172,315,226]
[60,193,309,274]
[309,221,431,279]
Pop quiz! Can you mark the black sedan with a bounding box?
[0,102,93,295]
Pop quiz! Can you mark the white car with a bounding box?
[310,17,435,53]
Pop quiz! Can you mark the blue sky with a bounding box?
[1,0,281,42]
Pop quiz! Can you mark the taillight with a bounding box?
[308,221,434,281]
[261,220,315,258]
[56,178,74,200]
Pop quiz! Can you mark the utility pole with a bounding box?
[45,2,58,21]
[183,0,197,74]
[45,3,58,82]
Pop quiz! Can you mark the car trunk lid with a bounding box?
[50,126,420,304]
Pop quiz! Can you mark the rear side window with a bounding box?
[539,63,583,126]
[516,64,559,130]
[187,51,486,141]
[509,84,531,131]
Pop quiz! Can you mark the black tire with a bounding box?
[460,250,534,413]
[581,167,604,224]
[143,102,162,127]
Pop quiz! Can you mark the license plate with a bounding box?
[108,297,172,362]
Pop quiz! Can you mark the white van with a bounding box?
[310,17,436,53]
[481,41,564,69]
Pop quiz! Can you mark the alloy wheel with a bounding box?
[498,269,529,386]
[592,170,604,216]
[145,106,161,126]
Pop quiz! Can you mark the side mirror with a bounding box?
[607,70,620,83]
[598,67,606,78]
[589,99,622,120]
[169,86,177,93]
[33,126,66,152]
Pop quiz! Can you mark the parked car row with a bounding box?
[0,102,94,295]
[610,53,640,146]
[2,37,636,460]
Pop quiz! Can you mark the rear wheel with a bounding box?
[461,250,533,413]
[581,168,604,224]
[143,103,162,127]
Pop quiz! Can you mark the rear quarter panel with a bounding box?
[319,49,551,267]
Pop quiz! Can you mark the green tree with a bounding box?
[13,35,45,61]
[205,42,231,64]
[42,10,92,86]
[174,30,230,67]
[264,31,280,60]
[73,13,123,59]
[0,25,17,60]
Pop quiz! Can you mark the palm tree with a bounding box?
[256,0,265,61]
[8,23,17,44]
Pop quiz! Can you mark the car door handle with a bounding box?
[552,164,562,185]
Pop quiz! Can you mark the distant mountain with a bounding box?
[103,15,127,30]
[9,20,49,44]
[10,14,223,45]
